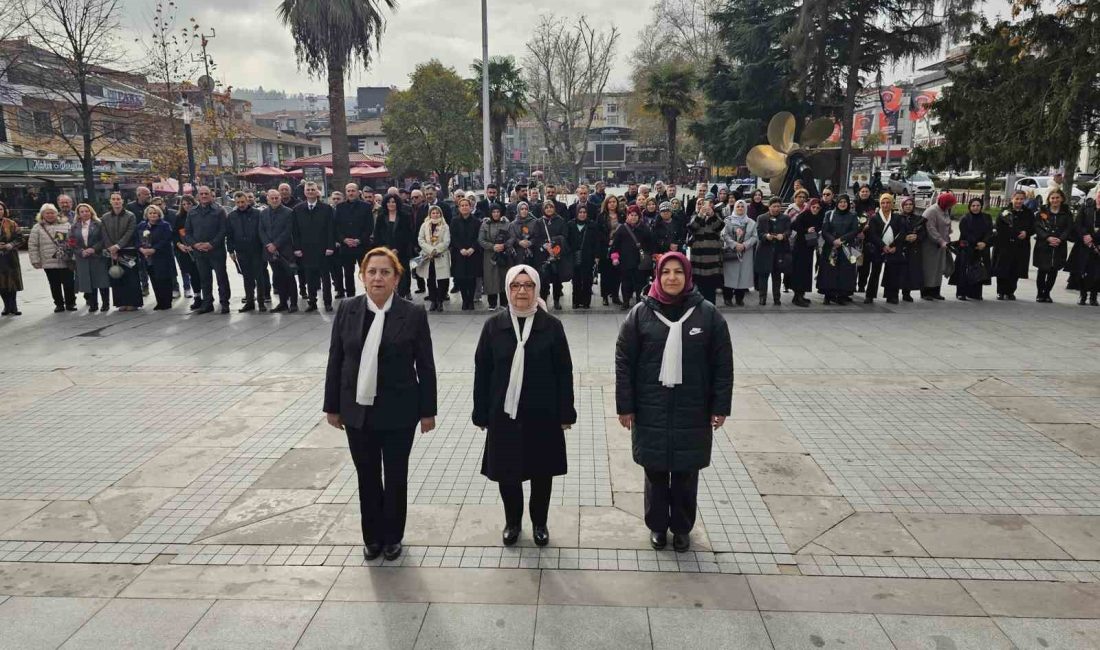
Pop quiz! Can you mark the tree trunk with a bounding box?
[666,114,678,182]
[328,58,350,190]
[837,10,866,189]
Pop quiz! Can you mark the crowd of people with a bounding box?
[1,177,1097,317]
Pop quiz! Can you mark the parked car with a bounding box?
[1015,176,1086,205]
[887,170,936,202]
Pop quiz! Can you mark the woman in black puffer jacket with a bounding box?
[615,252,733,553]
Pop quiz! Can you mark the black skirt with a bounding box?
[481,415,567,484]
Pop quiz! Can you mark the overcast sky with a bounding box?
[116,0,1016,97]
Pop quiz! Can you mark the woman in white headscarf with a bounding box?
[615,252,733,553]
[720,199,758,306]
[473,264,576,548]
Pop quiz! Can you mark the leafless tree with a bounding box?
[523,15,619,183]
[638,0,721,72]
[15,0,134,198]
[0,12,28,105]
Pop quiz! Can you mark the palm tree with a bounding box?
[279,0,396,187]
[472,56,528,187]
[642,61,697,182]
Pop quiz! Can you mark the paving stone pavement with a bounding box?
[1,253,1099,646]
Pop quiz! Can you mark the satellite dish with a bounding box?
[197,75,215,92]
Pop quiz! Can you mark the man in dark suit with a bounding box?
[292,181,337,312]
[476,184,506,220]
[184,185,231,314]
[570,184,597,221]
[227,191,267,312]
[545,184,569,220]
[260,189,298,312]
[506,185,528,219]
[127,186,154,295]
[324,248,437,562]
[334,183,374,298]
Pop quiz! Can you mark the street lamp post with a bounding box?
[480,0,492,189]
[183,103,197,195]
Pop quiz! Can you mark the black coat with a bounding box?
[473,309,576,483]
[615,291,733,472]
[817,209,859,294]
[227,206,263,254]
[324,295,437,431]
[134,220,175,277]
[993,207,1034,280]
[260,205,295,261]
[538,215,573,282]
[949,211,994,287]
[476,198,506,220]
[1033,205,1074,271]
[566,219,601,276]
[866,211,909,265]
[373,211,416,260]
[334,200,374,261]
[291,202,336,270]
[789,208,822,292]
[184,203,227,251]
[901,211,927,290]
[1068,207,1100,291]
[754,213,791,274]
[448,213,483,279]
[610,222,653,272]
[651,217,686,254]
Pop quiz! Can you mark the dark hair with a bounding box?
[487,183,498,191]
[1047,188,1067,204]
[382,194,402,211]
[836,195,851,210]
[768,197,783,206]
[233,191,246,199]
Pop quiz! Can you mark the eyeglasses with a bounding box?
[509,282,536,291]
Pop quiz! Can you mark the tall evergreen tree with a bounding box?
[471,56,527,187]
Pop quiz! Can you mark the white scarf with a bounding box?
[503,265,547,419]
[652,305,696,388]
[355,293,394,406]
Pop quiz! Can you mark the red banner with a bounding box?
[880,85,903,113]
[852,113,873,141]
[877,110,899,135]
[909,90,938,121]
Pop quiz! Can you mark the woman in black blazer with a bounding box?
[473,264,576,547]
[324,247,437,562]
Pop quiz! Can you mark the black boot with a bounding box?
[1091,293,1099,307]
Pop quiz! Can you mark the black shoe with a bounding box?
[997,295,1006,301]
[1091,297,1099,307]
[921,295,936,301]
[239,302,256,313]
[325,304,334,313]
[933,294,945,301]
[334,292,346,300]
[886,297,898,305]
[611,297,622,306]
[823,297,833,305]
[502,525,520,547]
[305,304,318,312]
[443,295,450,302]
[649,531,667,550]
[1079,296,1088,306]
[259,302,268,312]
[533,525,549,547]
[383,543,402,561]
[1008,294,1017,301]
[772,296,781,306]
[863,297,874,304]
[450,285,460,293]
[287,304,299,313]
[794,297,810,307]
[66,305,77,311]
[415,288,426,294]
[957,295,968,301]
[220,305,230,314]
[53,305,65,313]
[198,305,214,314]
[553,299,561,311]
[735,298,744,306]
[189,301,203,311]
[759,296,767,306]
[363,544,383,561]
[272,303,288,313]
[723,298,733,307]
[672,533,691,553]
[902,294,914,302]
[602,296,609,306]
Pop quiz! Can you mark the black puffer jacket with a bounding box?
[615,289,734,472]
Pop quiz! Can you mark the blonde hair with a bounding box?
[36,203,63,222]
[879,193,895,204]
[143,205,164,219]
[76,203,100,221]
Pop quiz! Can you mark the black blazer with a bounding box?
[324,295,437,431]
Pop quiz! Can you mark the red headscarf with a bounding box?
[936,192,957,211]
[647,252,694,304]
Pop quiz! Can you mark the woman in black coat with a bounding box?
[372,194,416,299]
[754,198,791,306]
[1032,189,1074,303]
[864,193,909,304]
[567,205,600,309]
[950,198,993,300]
[993,190,1035,301]
[789,198,823,307]
[473,264,576,547]
[853,185,877,292]
[597,195,625,306]
[135,205,177,310]
[1067,199,1099,306]
[448,197,482,310]
[899,196,926,302]
[818,195,860,305]
[610,205,654,309]
[615,252,733,553]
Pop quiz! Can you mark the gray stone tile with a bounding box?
[979,396,1088,424]
[577,506,652,550]
[327,567,540,605]
[764,495,855,551]
[961,581,1100,619]
[608,449,643,492]
[175,415,274,447]
[1025,515,1100,560]
[898,514,1070,560]
[251,449,348,489]
[726,420,806,453]
[60,598,213,649]
[748,575,985,616]
[762,612,892,649]
[224,390,307,417]
[730,390,781,420]
[740,453,841,496]
[0,564,144,597]
[534,605,650,649]
[649,608,772,649]
[5,487,178,542]
[876,614,1014,649]
[115,446,230,488]
[296,418,350,448]
[1027,423,1100,457]
[119,565,340,600]
[0,499,50,536]
[995,617,1100,649]
[446,504,578,548]
[295,602,427,650]
[198,504,343,545]
[414,603,535,650]
[538,570,756,610]
[812,513,929,557]
[177,599,318,649]
[198,489,323,539]
[0,596,107,650]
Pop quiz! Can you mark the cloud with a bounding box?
[118,0,649,95]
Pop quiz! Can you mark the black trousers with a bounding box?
[271,261,298,307]
[0,289,16,313]
[499,476,553,527]
[304,264,333,306]
[398,255,412,298]
[867,261,904,300]
[453,277,476,307]
[540,280,564,301]
[84,287,110,308]
[997,275,1019,297]
[338,254,360,297]
[426,277,448,305]
[858,256,871,290]
[486,292,506,308]
[194,249,231,307]
[150,271,174,309]
[644,469,699,534]
[694,274,720,304]
[1036,269,1058,297]
[572,268,593,307]
[346,426,415,546]
[621,268,645,303]
[327,254,345,295]
[600,265,620,299]
[755,271,782,299]
[44,268,76,308]
[233,250,266,303]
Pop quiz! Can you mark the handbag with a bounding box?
[966,259,989,284]
[622,225,652,271]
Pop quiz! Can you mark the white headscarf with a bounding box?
[355,292,394,406]
[502,264,547,419]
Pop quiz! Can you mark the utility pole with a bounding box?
[480,0,492,189]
